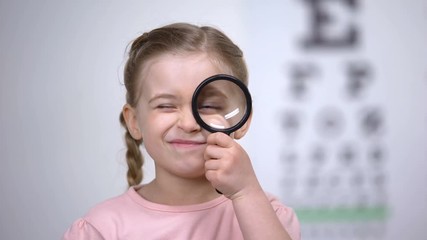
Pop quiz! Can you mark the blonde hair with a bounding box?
[120,23,248,187]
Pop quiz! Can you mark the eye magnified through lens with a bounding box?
[192,74,252,135]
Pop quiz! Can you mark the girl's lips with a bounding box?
[168,139,206,148]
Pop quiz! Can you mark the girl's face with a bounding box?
[131,53,227,179]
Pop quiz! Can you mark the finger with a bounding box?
[205,169,218,184]
[204,144,223,160]
[206,132,234,148]
[204,159,221,171]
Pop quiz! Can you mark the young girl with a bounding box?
[63,23,300,240]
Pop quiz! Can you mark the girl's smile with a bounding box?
[167,138,206,148]
[166,136,208,154]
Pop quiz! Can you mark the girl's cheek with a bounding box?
[153,113,180,126]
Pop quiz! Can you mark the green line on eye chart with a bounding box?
[295,206,389,223]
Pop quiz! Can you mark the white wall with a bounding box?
[0,1,426,239]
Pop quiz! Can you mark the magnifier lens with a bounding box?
[193,75,251,134]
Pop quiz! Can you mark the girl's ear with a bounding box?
[122,104,143,140]
[233,112,253,140]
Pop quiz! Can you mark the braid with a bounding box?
[120,113,143,187]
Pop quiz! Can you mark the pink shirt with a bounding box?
[63,186,300,240]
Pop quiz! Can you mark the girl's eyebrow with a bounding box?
[148,93,177,103]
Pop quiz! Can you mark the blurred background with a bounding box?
[1,0,426,239]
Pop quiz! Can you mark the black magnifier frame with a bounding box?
[191,74,252,135]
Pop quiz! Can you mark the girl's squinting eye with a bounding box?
[199,103,221,110]
[198,102,224,114]
[157,104,175,109]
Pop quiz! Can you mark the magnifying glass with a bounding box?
[192,74,252,136]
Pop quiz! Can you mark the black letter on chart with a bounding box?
[301,0,359,49]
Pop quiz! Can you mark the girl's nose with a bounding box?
[177,107,201,132]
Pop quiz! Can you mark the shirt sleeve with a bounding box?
[275,206,301,240]
[62,218,104,240]
[267,194,301,240]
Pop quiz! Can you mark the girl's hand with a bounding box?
[204,132,261,199]
[204,132,294,240]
